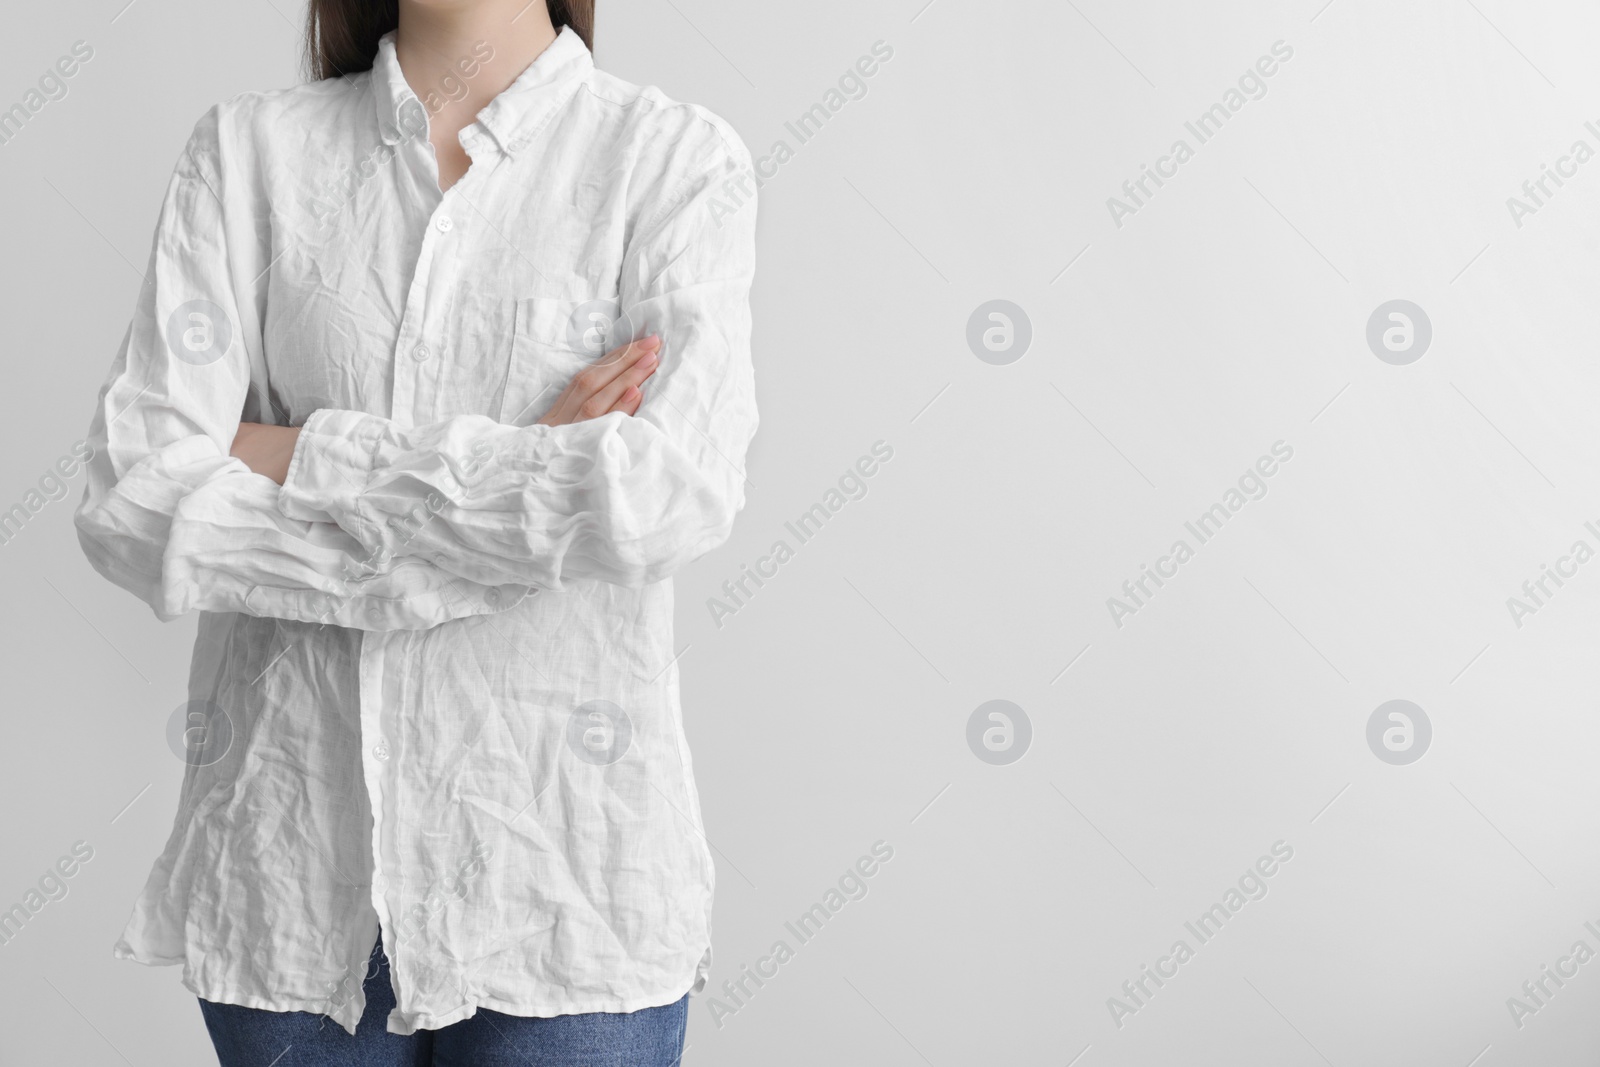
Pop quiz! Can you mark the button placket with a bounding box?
[390,260,435,423]
[391,216,454,423]
[402,192,468,423]
[386,127,445,425]
[357,634,393,953]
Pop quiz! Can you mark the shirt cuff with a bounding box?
[278,408,388,537]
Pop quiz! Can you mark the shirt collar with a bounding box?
[372,26,592,156]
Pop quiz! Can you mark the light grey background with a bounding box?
[5,0,1600,1064]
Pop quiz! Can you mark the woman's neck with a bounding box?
[395,1,559,191]
[395,1,559,122]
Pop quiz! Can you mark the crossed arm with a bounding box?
[229,336,662,484]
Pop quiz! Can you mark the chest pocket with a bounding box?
[492,297,602,426]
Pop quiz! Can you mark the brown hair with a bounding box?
[305,1,594,80]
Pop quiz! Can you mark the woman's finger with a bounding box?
[584,348,658,417]
[610,385,643,417]
[577,335,659,395]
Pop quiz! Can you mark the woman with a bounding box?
[74,0,757,1061]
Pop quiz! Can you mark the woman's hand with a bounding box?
[230,422,302,485]
[537,335,660,427]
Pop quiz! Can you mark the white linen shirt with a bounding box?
[74,26,756,1036]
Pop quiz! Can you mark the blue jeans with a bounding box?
[198,939,689,1066]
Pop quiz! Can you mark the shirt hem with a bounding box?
[383,975,701,1036]
[115,937,711,1037]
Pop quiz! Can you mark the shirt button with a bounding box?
[436,216,453,233]
[373,875,388,893]
[373,741,390,761]
[486,589,500,605]
[413,344,431,362]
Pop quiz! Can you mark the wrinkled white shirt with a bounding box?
[75,26,756,1035]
